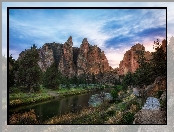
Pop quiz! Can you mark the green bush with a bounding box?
[106,110,115,116]
[111,85,123,101]
[111,89,119,100]
[121,112,134,124]
[157,91,164,98]
[160,98,166,109]
[33,85,41,92]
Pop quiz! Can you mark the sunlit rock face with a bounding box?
[60,36,76,77]
[77,38,110,76]
[117,43,152,75]
[18,36,112,79]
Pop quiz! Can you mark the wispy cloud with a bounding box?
[2,2,169,68]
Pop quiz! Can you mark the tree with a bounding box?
[92,73,96,84]
[122,72,134,91]
[71,75,78,86]
[18,44,42,92]
[42,62,61,90]
[132,46,155,87]
[151,39,166,77]
[9,55,15,87]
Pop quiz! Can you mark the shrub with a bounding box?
[121,112,134,124]
[106,110,116,116]
[9,109,39,124]
[157,90,164,98]
[111,89,119,100]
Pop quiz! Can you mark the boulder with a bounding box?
[134,109,166,124]
[142,97,160,110]
[88,92,113,107]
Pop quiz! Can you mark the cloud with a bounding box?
[3,2,168,68]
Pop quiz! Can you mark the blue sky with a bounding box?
[2,3,170,68]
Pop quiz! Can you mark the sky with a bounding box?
[2,3,169,68]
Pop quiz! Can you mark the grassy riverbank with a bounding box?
[9,87,53,108]
[9,86,108,108]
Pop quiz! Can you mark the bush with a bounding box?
[111,85,123,101]
[111,89,119,100]
[107,110,115,116]
[121,112,134,124]
[33,84,41,92]
[157,91,164,98]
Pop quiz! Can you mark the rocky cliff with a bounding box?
[117,43,152,75]
[18,36,111,79]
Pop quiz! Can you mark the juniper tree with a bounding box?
[42,62,62,90]
[18,44,42,92]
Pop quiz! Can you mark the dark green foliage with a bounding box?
[114,78,121,85]
[157,91,164,98]
[106,110,115,116]
[120,112,134,124]
[92,73,96,84]
[9,55,15,87]
[122,72,134,90]
[70,75,78,85]
[151,39,166,77]
[111,89,118,100]
[111,85,122,100]
[42,62,61,90]
[160,98,166,109]
[78,75,86,84]
[133,48,154,87]
[133,62,154,87]
[17,45,42,92]
[66,77,71,89]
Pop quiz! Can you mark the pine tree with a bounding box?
[18,44,42,92]
[151,39,166,77]
[92,73,96,84]
[132,46,154,87]
[9,54,15,87]
[42,62,61,90]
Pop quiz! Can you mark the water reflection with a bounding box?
[9,89,111,123]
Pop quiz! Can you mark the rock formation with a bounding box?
[18,36,111,80]
[117,43,152,75]
[77,38,110,76]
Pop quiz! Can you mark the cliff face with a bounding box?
[18,36,111,78]
[77,38,110,76]
[118,44,152,75]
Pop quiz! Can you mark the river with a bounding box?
[9,88,112,123]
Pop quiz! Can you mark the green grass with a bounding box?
[9,87,53,107]
[56,87,104,97]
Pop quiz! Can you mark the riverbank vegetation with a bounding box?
[44,88,141,124]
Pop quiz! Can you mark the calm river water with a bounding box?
[9,88,112,123]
